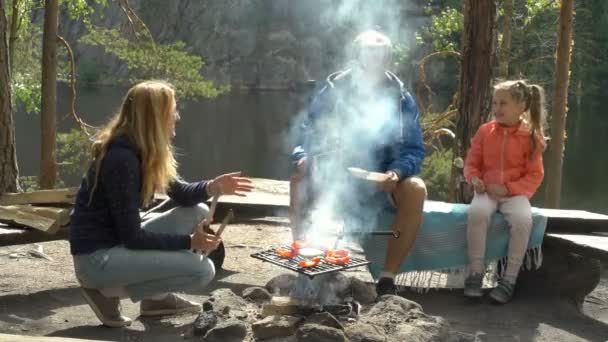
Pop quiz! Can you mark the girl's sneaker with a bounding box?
[489,279,516,304]
[463,273,484,298]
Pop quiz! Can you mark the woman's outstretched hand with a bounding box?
[207,171,254,197]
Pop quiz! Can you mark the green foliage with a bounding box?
[525,0,560,25]
[59,0,107,20]
[80,26,229,100]
[420,149,453,201]
[78,60,103,84]
[56,128,90,183]
[417,7,463,52]
[18,176,40,192]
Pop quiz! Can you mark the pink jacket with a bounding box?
[464,120,544,199]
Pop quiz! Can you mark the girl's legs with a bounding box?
[466,193,498,275]
[498,196,533,284]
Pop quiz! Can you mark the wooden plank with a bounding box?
[0,333,109,342]
[0,225,68,247]
[546,234,608,262]
[0,206,56,232]
[0,188,78,206]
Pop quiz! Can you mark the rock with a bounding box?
[252,315,302,340]
[517,236,602,313]
[232,310,248,320]
[202,319,247,342]
[393,316,451,342]
[296,323,347,342]
[317,273,351,305]
[202,301,214,312]
[261,297,300,317]
[209,288,249,315]
[359,295,451,342]
[367,295,423,317]
[303,312,343,330]
[350,277,377,304]
[243,286,273,303]
[193,311,219,337]
[266,273,297,296]
[345,323,388,342]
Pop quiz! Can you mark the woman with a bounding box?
[69,80,253,327]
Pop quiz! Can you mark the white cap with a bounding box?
[353,30,392,49]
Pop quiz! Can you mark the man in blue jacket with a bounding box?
[290,30,427,297]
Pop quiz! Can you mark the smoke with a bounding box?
[286,0,416,246]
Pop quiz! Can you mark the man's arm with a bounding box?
[387,91,425,179]
[291,85,334,165]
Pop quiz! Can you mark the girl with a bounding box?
[463,80,546,304]
[69,81,253,327]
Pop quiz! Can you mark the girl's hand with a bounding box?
[190,231,222,252]
[471,177,486,194]
[486,184,508,198]
[208,171,254,197]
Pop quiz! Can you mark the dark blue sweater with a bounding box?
[69,135,209,255]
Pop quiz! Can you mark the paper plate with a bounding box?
[347,167,389,183]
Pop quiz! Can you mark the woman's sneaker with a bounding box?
[140,293,202,316]
[80,288,132,328]
[463,273,484,298]
[489,279,516,304]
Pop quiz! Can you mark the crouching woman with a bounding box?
[69,81,252,327]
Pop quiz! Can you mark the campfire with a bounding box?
[250,242,370,279]
[250,240,371,320]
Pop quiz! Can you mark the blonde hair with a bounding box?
[494,79,547,158]
[89,80,178,206]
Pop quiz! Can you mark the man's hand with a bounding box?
[471,177,486,194]
[208,171,254,197]
[190,231,221,252]
[486,184,508,198]
[378,170,399,192]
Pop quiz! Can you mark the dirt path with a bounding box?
[1,218,607,341]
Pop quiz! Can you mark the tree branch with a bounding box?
[117,0,154,44]
[416,50,461,115]
[56,35,97,136]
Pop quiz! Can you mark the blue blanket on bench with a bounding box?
[345,201,547,283]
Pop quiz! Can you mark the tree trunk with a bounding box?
[545,0,575,208]
[451,0,497,203]
[498,0,513,79]
[40,0,58,189]
[0,0,20,194]
[8,0,20,73]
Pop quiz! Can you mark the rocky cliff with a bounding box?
[59,0,428,88]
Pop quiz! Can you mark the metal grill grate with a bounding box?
[251,246,371,278]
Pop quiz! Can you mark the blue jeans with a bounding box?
[73,204,215,302]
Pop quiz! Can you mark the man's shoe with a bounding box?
[463,273,484,298]
[376,277,397,297]
[81,288,132,328]
[140,293,202,316]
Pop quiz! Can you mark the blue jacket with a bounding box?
[291,69,425,179]
[69,135,210,255]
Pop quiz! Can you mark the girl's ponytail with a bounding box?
[527,84,547,158]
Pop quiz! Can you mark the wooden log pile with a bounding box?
[0,188,77,235]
